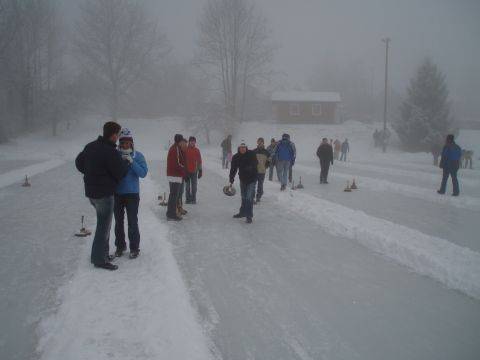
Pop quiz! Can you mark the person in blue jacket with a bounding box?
[437,134,461,196]
[114,128,148,259]
[274,133,296,191]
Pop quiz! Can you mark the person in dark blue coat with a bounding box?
[75,122,129,270]
[114,128,148,259]
[437,134,462,196]
[274,133,296,191]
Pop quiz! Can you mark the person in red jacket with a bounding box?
[185,136,203,204]
[166,134,186,221]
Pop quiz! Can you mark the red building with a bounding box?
[272,91,341,124]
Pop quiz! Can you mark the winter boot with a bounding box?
[129,250,140,259]
[94,262,118,271]
[246,217,253,224]
[115,248,125,258]
[233,213,246,218]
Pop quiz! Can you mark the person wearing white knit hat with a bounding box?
[114,128,148,259]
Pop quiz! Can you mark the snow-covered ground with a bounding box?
[0,117,479,359]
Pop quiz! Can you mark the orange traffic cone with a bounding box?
[344,180,352,192]
[22,175,31,187]
[350,178,358,190]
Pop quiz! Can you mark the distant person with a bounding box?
[114,128,148,259]
[340,138,349,161]
[431,142,443,166]
[253,137,270,203]
[221,135,232,169]
[229,142,258,223]
[274,133,296,191]
[288,134,297,183]
[266,138,277,181]
[373,129,380,147]
[166,134,186,221]
[185,136,203,204]
[463,150,473,169]
[177,138,189,216]
[316,138,334,184]
[437,134,462,196]
[333,139,341,160]
[75,121,129,271]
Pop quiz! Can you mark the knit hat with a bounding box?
[174,134,184,143]
[282,133,290,140]
[119,128,134,142]
[189,136,196,142]
[239,140,247,147]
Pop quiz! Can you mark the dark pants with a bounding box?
[439,166,459,195]
[89,196,114,265]
[289,163,293,183]
[222,151,229,169]
[114,193,140,251]
[239,181,256,218]
[185,171,198,203]
[268,162,275,181]
[340,151,347,161]
[167,182,182,218]
[254,173,266,201]
[320,160,331,183]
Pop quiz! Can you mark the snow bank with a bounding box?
[334,160,480,188]
[295,164,480,211]
[204,157,480,300]
[37,176,213,360]
[0,159,65,189]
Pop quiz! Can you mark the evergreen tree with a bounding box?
[394,58,453,151]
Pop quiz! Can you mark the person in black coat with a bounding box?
[229,142,258,223]
[316,138,334,184]
[75,122,129,270]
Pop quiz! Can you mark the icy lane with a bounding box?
[0,162,89,360]
[151,161,480,360]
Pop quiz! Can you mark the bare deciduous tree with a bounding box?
[76,0,169,120]
[196,0,274,133]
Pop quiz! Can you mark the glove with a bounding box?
[198,169,203,179]
[122,154,133,164]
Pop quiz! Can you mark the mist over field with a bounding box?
[1,1,480,360]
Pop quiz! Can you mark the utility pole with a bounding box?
[382,37,390,153]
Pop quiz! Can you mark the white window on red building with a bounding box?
[312,103,322,116]
[289,103,300,116]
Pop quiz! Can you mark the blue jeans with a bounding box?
[276,160,291,186]
[89,196,114,265]
[114,193,140,251]
[240,181,256,218]
[254,173,265,201]
[439,166,459,195]
[185,171,198,202]
[268,162,275,181]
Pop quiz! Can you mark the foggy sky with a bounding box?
[150,0,480,117]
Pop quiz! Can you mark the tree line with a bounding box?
[0,0,274,143]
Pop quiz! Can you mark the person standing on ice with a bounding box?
[221,134,232,169]
[340,138,349,161]
[266,138,277,181]
[274,133,296,191]
[288,134,297,184]
[113,129,148,259]
[253,137,270,203]
[185,136,203,204]
[166,134,187,221]
[230,142,258,223]
[437,134,462,196]
[316,138,334,184]
[333,139,341,160]
[75,121,129,271]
